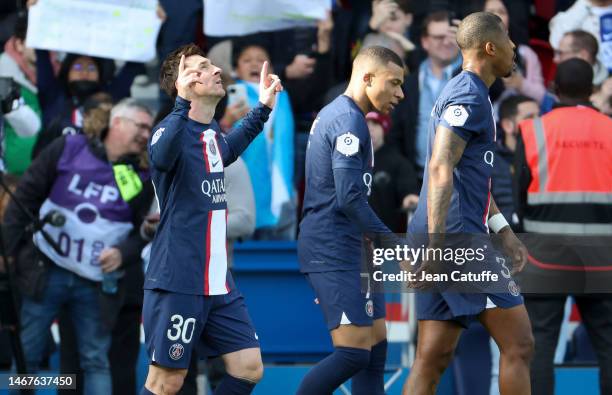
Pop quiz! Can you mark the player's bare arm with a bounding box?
[410,126,467,288]
[489,198,528,274]
[427,125,467,237]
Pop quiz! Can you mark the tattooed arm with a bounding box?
[427,125,467,238]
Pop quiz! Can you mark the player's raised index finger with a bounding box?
[179,55,186,74]
[260,61,269,82]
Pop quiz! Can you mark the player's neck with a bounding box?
[343,84,371,114]
[188,98,218,124]
[462,60,495,88]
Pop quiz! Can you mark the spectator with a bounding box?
[491,95,539,229]
[553,30,609,85]
[362,32,413,63]
[549,0,612,73]
[0,2,19,50]
[591,76,612,115]
[366,0,416,68]
[514,58,612,394]
[541,30,608,114]
[366,112,418,233]
[232,44,295,240]
[368,0,414,35]
[2,98,154,395]
[388,10,461,176]
[229,12,334,210]
[484,0,547,104]
[0,14,42,176]
[31,47,144,157]
[157,0,199,107]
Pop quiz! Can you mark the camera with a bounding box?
[0,77,20,115]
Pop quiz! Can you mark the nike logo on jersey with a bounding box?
[211,160,220,167]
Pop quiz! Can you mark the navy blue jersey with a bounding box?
[410,71,497,234]
[145,97,270,295]
[298,95,390,273]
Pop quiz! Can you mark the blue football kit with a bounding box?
[409,71,523,327]
[142,96,270,368]
[298,95,390,330]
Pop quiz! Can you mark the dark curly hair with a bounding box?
[159,43,207,99]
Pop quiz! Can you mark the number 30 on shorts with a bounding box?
[166,314,196,344]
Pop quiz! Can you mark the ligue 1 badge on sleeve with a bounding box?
[444,105,469,127]
[336,132,359,156]
[151,127,165,145]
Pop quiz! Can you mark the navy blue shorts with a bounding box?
[306,270,386,331]
[416,250,524,328]
[142,288,259,369]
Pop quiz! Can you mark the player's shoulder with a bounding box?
[320,95,368,138]
[440,71,487,105]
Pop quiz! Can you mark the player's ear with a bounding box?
[485,42,496,56]
[363,73,372,86]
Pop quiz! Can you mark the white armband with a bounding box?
[488,213,509,233]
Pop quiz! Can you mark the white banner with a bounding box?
[26,0,162,62]
[204,0,331,37]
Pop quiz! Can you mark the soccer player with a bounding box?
[297,46,405,395]
[402,12,534,395]
[141,44,282,395]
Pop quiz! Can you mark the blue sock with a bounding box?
[296,346,371,395]
[351,339,388,395]
[140,387,155,395]
[214,374,256,395]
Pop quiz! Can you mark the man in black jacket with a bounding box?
[3,98,153,395]
[491,94,538,229]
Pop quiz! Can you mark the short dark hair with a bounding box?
[499,95,536,121]
[422,10,450,37]
[355,45,405,69]
[159,43,207,99]
[231,43,270,69]
[566,30,599,62]
[456,12,505,51]
[555,58,593,99]
[14,12,28,41]
[394,0,413,14]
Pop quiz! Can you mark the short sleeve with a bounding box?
[438,92,486,142]
[330,113,369,170]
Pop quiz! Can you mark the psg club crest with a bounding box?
[508,280,521,297]
[365,300,374,317]
[169,343,184,361]
[209,141,217,156]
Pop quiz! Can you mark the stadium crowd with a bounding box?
[0,0,611,394]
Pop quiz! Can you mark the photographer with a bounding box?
[2,98,153,395]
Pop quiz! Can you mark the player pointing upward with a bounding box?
[141,44,282,395]
[297,46,404,395]
[403,12,533,395]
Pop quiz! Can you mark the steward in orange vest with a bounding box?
[514,58,612,395]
